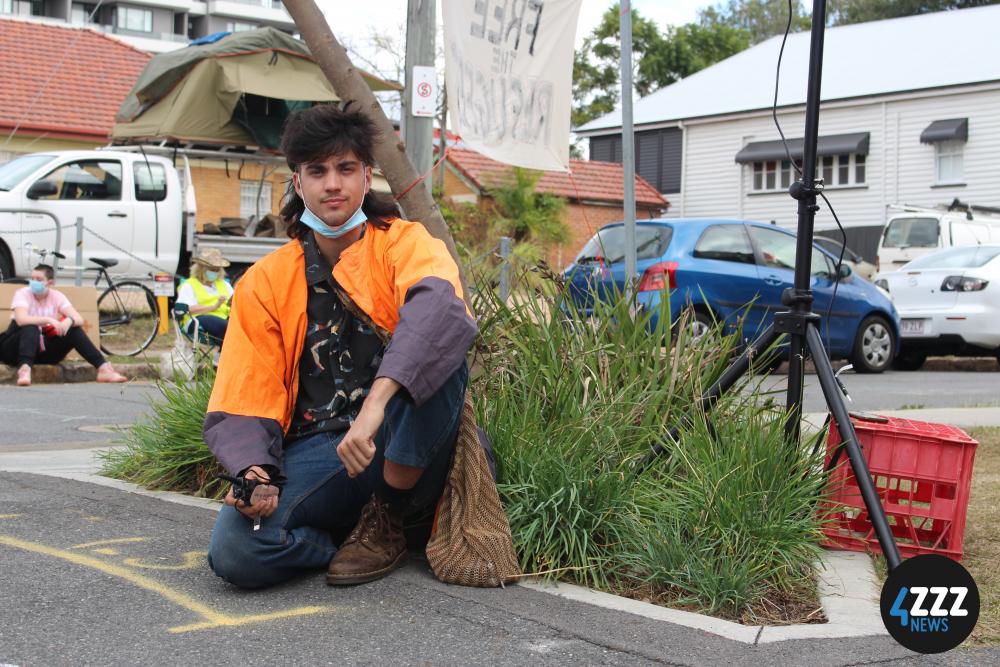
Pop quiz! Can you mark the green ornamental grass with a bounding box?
[99,370,226,499]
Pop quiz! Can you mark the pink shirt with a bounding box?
[10,286,72,321]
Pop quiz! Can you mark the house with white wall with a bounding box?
[575,5,1000,260]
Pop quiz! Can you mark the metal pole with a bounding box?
[499,236,511,303]
[403,0,435,196]
[75,216,84,287]
[620,0,637,296]
[784,0,827,443]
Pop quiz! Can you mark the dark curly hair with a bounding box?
[279,103,399,239]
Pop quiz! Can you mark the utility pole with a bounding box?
[620,0,637,295]
[403,0,435,197]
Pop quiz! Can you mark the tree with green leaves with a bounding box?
[828,0,999,25]
[573,4,750,128]
[572,4,667,128]
[488,168,568,250]
[698,1,811,45]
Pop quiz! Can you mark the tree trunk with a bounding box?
[282,0,465,286]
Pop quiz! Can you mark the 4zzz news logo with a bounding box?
[887,585,970,633]
[880,554,980,653]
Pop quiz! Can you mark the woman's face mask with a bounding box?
[204,270,219,282]
[29,279,48,296]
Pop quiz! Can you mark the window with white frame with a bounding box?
[935,140,964,185]
[116,6,153,32]
[240,180,272,219]
[226,20,258,33]
[71,2,97,24]
[750,153,865,193]
[1,0,34,16]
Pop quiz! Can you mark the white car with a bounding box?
[876,244,1000,370]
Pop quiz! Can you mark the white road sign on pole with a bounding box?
[411,65,437,118]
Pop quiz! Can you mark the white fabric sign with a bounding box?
[443,0,583,172]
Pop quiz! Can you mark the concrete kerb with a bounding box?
[0,445,888,646]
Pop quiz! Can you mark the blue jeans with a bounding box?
[186,315,228,347]
[207,362,468,589]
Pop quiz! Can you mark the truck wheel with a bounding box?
[0,243,14,281]
[851,315,894,374]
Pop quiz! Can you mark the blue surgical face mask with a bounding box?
[299,200,368,240]
[29,279,47,295]
[204,270,219,282]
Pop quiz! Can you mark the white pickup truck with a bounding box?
[0,149,285,282]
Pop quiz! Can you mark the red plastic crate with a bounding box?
[821,414,978,561]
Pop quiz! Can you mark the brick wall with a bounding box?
[188,162,289,231]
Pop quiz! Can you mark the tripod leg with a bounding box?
[805,322,903,570]
[640,325,782,468]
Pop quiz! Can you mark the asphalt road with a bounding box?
[4,474,999,666]
[0,382,158,451]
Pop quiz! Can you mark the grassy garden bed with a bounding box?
[100,270,832,625]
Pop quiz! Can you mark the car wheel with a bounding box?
[689,309,713,341]
[851,315,895,374]
[0,243,14,281]
[892,348,927,371]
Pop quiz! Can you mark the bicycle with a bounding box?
[4,246,160,357]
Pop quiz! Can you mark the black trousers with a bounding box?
[0,324,106,368]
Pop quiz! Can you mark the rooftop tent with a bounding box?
[111,27,399,150]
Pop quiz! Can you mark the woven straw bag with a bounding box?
[425,392,521,587]
[331,284,520,587]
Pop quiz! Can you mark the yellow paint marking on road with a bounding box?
[0,514,21,519]
[0,535,332,632]
[124,551,206,571]
[93,548,119,555]
[70,537,147,550]
[169,606,330,634]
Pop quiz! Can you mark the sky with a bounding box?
[314,0,715,79]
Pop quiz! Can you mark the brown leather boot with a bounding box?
[326,494,407,585]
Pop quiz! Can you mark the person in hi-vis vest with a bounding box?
[176,248,233,347]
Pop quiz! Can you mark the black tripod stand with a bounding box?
[649,0,903,572]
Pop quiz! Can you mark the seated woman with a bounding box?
[177,248,233,347]
[2,264,127,387]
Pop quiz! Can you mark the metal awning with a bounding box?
[734,132,870,164]
[920,118,968,144]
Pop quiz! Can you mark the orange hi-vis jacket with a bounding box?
[203,218,477,476]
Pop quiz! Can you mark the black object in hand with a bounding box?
[216,473,286,506]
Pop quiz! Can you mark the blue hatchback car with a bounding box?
[564,219,901,373]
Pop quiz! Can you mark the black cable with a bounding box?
[773,0,801,178]
[818,191,848,347]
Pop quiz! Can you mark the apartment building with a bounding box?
[0,0,295,52]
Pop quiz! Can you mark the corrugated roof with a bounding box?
[447,147,669,208]
[578,5,1000,134]
[0,19,151,140]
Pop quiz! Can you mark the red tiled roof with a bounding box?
[446,147,669,209]
[0,19,151,141]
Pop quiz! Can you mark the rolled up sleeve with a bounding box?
[203,413,284,476]
[376,278,477,406]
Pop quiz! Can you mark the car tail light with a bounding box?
[940,275,989,292]
[638,261,678,291]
